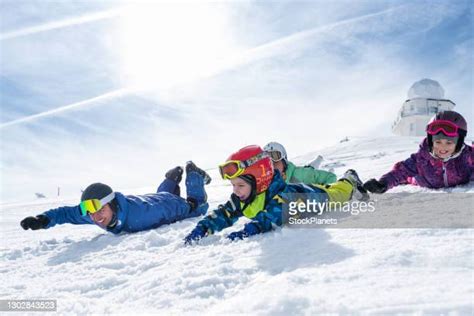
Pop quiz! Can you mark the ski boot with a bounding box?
[341,169,370,201]
[186,161,212,185]
[165,166,184,183]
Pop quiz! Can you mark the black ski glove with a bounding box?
[363,179,388,194]
[20,215,50,230]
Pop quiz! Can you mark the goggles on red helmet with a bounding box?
[219,152,268,180]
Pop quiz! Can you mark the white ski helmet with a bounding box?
[264,141,288,162]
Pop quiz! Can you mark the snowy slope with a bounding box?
[1,136,473,314]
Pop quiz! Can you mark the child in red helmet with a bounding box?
[364,110,474,193]
[184,145,369,244]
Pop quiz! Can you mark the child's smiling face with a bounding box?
[432,138,456,159]
[230,177,252,201]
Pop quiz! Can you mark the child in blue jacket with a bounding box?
[20,162,211,234]
[184,145,368,244]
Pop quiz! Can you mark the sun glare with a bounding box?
[118,2,238,90]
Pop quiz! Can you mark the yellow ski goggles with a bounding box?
[80,192,115,216]
[219,152,268,180]
[219,160,246,180]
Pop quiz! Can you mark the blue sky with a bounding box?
[1,0,472,202]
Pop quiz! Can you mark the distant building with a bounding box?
[392,79,455,136]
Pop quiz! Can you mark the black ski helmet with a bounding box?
[81,182,113,201]
[427,110,468,152]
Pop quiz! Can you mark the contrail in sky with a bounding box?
[0,8,125,41]
[0,5,406,129]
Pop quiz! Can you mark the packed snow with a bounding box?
[1,136,473,314]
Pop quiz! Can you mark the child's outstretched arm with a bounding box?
[364,153,420,193]
[184,195,243,245]
[227,195,283,241]
[379,153,419,190]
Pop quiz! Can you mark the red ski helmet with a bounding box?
[219,145,274,194]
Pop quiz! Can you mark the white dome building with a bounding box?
[392,79,455,136]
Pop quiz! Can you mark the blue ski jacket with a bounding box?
[43,192,208,234]
[194,171,328,237]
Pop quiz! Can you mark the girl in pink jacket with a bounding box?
[364,111,473,193]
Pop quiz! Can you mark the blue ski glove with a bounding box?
[227,223,260,241]
[184,225,207,245]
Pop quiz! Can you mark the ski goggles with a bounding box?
[80,192,115,216]
[266,150,284,162]
[427,120,460,137]
[219,152,268,180]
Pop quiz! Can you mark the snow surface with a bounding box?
[1,136,473,314]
